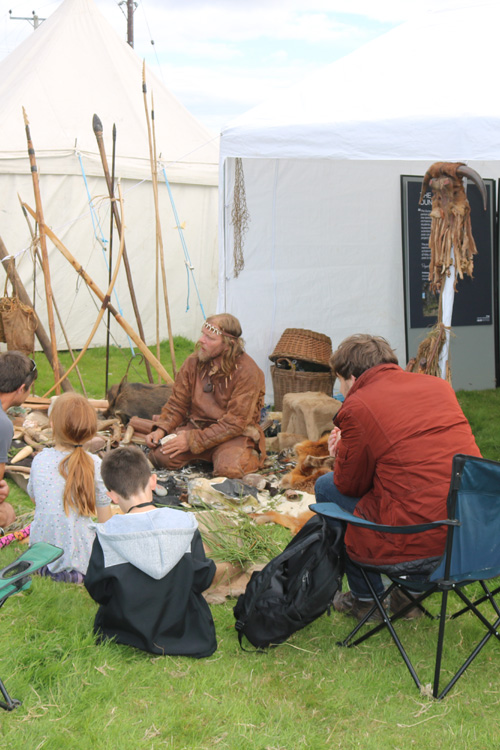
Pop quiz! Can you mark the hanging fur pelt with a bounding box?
[419,162,486,292]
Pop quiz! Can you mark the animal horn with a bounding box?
[456,165,487,210]
[419,169,432,204]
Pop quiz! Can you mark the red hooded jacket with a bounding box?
[333,364,481,566]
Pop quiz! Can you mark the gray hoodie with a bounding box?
[92,507,197,579]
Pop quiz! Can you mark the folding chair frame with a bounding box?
[311,454,500,700]
[0,542,63,710]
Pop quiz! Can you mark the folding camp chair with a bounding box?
[0,541,63,710]
[311,454,500,700]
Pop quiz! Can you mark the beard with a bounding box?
[197,349,212,363]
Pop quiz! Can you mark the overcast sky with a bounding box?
[1,0,447,133]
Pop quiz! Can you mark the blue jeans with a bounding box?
[315,472,385,599]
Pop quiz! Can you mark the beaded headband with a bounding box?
[202,321,239,339]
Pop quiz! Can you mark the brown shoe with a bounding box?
[390,587,423,620]
[333,590,385,622]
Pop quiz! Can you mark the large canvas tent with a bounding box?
[0,0,219,352]
[219,1,500,401]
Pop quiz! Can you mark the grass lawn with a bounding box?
[30,336,196,399]
[1,355,500,748]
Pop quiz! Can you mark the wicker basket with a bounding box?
[271,363,334,411]
[269,328,332,367]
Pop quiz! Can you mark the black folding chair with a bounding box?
[311,454,500,699]
[0,542,63,710]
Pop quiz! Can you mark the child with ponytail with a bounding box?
[28,392,112,583]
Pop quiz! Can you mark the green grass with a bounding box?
[31,337,196,400]
[456,388,500,461]
[1,386,500,747]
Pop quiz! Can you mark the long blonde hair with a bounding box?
[50,393,98,517]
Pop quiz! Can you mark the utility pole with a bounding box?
[119,0,136,47]
[127,0,134,47]
[9,10,46,29]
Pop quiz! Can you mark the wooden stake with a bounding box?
[41,182,129,397]
[23,108,61,393]
[92,113,154,383]
[22,202,174,385]
[18,196,87,396]
[142,64,177,377]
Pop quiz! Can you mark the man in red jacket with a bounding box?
[315,334,481,621]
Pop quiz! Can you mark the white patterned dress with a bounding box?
[28,448,110,575]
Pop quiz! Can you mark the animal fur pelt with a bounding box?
[419,162,485,293]
[251,508,315,536]
[281,433,334,494]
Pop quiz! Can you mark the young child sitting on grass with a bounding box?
[28,392,112,583]
[84,445,217,658]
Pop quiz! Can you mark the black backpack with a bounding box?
[233,514,344,650]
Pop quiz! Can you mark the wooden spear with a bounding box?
[22,202,174,385]
[0,235,74,392]
[105,123,117,394]
[23,107,61,394]
[142,64,177,377]
[41,182,128,397]
[92,114,154,383]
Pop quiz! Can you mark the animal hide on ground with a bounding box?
[249,435,334,536]
[281,433,334,493]
[104,381,172,424]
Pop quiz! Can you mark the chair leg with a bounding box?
[0,677,21,711]
[432,589,449,698]
[435,609,500,700]
[434,584,500,700]
[341,572,423,692]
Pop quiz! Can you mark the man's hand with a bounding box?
[0,479,9,504]
[328,426,342,457]
[159,432,189,458]
[145,428,166,450]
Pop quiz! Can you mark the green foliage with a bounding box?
[196,507,291,567]
[30,337,196,400]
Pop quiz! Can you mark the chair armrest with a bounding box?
[310,503,460,534]
[0,542,63,605]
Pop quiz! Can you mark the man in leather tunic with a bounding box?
[145,314,266,478]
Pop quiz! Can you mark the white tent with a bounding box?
[0,0,219,353]
[219,1,500,400]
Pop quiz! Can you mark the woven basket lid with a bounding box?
[269,328,332,367]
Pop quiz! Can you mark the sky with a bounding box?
[0,0,444,134]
